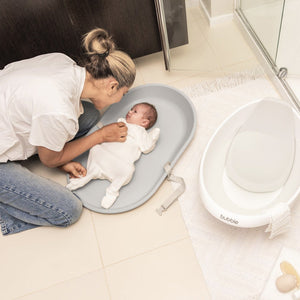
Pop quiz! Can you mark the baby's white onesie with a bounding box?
[66,118,160,208]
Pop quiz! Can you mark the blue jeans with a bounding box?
[0,101,101,235]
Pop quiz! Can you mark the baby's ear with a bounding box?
[142,119,150,128]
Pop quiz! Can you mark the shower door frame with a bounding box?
[154,0,171,71]
[235,0,300,111]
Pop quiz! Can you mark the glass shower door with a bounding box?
[239,0,285,64]
[154,0,190,71]
[239,0,300,106]
[155,0,212,71]
[276,0,300,99]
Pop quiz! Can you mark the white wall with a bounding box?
[212,0,233,17]
[200,0,234,18]
[201,0,211,15]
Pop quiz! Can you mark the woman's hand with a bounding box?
[38,122,128,168]
[98,122,128,143]
[60,161,87,179]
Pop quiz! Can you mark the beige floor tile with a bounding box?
[16,270,110,300]
[169,57,262,90]
[167,58,261,92]
[91,181,189,266]
[166,69,230,91]
[131,64,145,88]
[134,52,201,84]
[169,40,221,73]
[169,9,221,73]
[186,3,207,24]
[105,238,210,300]
[202,19,256,69]
[220,57,262,75]
[0,209,102,299]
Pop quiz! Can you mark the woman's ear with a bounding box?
[107,78,119,96]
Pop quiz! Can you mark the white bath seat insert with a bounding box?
[226,99,295,193]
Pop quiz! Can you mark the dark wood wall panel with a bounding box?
[0,1,79,65]
[0,0,188,69]
[0,0,162,68]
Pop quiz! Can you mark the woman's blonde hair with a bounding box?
[81,28,136,88]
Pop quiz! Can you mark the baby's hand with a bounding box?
[150,128,160,141]
[99,122,128,143]
[60,162,87,178]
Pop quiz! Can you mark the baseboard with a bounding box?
[199,0,233,26]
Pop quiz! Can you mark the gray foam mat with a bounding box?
[70,84,196,213]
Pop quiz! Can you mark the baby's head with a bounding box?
[126,102,157,129]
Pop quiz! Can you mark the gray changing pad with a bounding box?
[70,84,196,213]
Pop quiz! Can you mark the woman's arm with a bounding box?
[38,122,127,168]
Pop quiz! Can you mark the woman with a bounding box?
[0,28,136,235]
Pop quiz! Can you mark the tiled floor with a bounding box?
[0,4,261,300]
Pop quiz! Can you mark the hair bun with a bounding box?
[81,28,136,88]
[83,28,115,56]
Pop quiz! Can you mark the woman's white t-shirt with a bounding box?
[0,53,86,162]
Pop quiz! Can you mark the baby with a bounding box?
[66,102,160,209]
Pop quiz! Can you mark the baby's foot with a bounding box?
[101,194,117,209]
[66,179,80,191]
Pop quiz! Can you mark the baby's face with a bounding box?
[126,104,149,128]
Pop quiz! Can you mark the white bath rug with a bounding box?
[174,71,300,300]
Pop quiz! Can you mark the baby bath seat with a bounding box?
[70,84,196,214]
[199,98,300,238]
